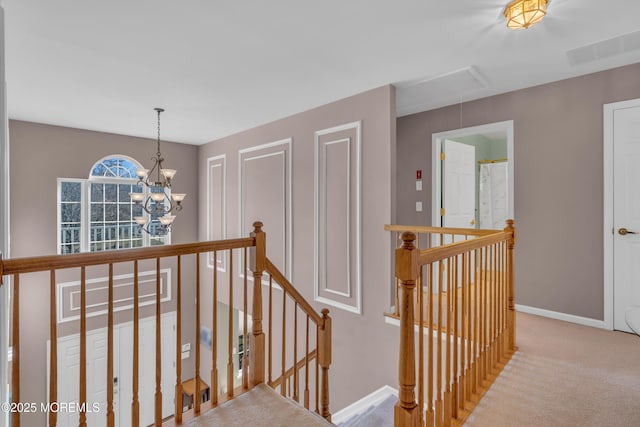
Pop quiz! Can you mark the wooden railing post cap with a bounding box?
[252,221,264,233]
[504,219,516,245]
[400,231,416,249]
[321,308,330,318]
[396,232,418,282]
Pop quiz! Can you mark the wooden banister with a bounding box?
[0,222,329,426]
[250,222,266,386]
[391,221,516,427]
[0,238,255,276]
[394,232,420,427]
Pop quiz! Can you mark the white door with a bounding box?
[442,140,476,229]
[52,313,176,426]
[613,106,640,333]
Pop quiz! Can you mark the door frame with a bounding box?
[432,120,515,228]
[603,98,640,331]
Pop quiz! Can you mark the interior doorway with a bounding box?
[432,121,514,230]
[604,98,640,332]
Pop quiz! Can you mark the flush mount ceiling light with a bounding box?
[504,0,548,30]
[130,107,186,236]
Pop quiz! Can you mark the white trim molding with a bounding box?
[332,385,398,425]
[603,98,640,331]
[56,268,172,323]
[206,154,227,271]
[515,304,607,330]
[314,121,362,315]
[238,138,293,282]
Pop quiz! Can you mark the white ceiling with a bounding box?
[4,0,640,145]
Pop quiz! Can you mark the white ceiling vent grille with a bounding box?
[396,66,489,117]
[567,30,640,66]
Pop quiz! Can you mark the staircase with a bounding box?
[1,221,332,427]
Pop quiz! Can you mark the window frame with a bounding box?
[57,155,172,254]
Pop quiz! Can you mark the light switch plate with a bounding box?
[181,350,190,360]
[416,180,422,191]
[182,343,191,352]
[416,201,423,212]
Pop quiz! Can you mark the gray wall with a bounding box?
[396,62,640,321]
[8,120,198,425]
[197,85,398,411]
[0,6,8,426]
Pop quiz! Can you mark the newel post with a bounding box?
[504,219,517,352]
[319,308,332,421]
[250,221,266,386]
[394,232,420,427]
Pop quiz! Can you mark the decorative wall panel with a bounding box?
[57,269,171,323]
[207,154,227,270]
[238,138,292,280]
[314,121,362,314]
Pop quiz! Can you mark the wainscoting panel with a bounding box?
[238,138,292,280]
[57,269,172,323]
[207,154,227,270]
[314,121,362,314]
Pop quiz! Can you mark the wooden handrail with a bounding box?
[418,231,510,265]
[0,237,255,276]
[270,349,317,389]
[264,258,323,325]
[385,224,497,237]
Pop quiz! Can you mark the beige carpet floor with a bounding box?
[464,312,640,427]
[182,383,331,427]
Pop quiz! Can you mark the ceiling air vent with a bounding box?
[395,66,489,117]
[567,30,640,66]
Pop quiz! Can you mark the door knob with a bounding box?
[470,219,476,225]
[618,227,639,236]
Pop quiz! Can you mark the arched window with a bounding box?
[58,155,169,254]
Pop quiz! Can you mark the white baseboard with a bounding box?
[516,304,608,330]
[331,385,398,425]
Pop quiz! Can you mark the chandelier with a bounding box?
[129,107,186,236]
[504,0,547,30]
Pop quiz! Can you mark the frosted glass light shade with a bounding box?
[161,169,177,179]
[134,216,149,225]
[504,0,547,29]
[171,193,186,202]
[129,192,145,202]
[159,215,176,225]
[150,193,165,202]
[136,168,149,178]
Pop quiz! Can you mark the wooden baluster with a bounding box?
[269,275,273,385]
[492,244,497,368]
[481,247,487,383]
[212,251,218,405]
[319,309,332,421]
[315,326,319,414]
[452,255,459,420]
[393,232,420,427]
[304,314,310,409]
[243,247,249,390]
[436,260,443,427]
[11,274,20,427]
[505,220,516,352]
[132,261,140,427]
[465,250,472,402]
[426,263,434,427]
[293,302,299,402]
[154,258,162,424]
[250,222,266,386]
[79,267,87,427]
[445,258,452,427]
[395,231,400,316]
[459,253,467,410]
[49,270,58,427]
[174,256,182,423]
[418,266,424,427]
[107,264,115,427]
[281,289,286,396]
[471,250,478,395]
[195,255,201,413]
[227,250,234,398]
